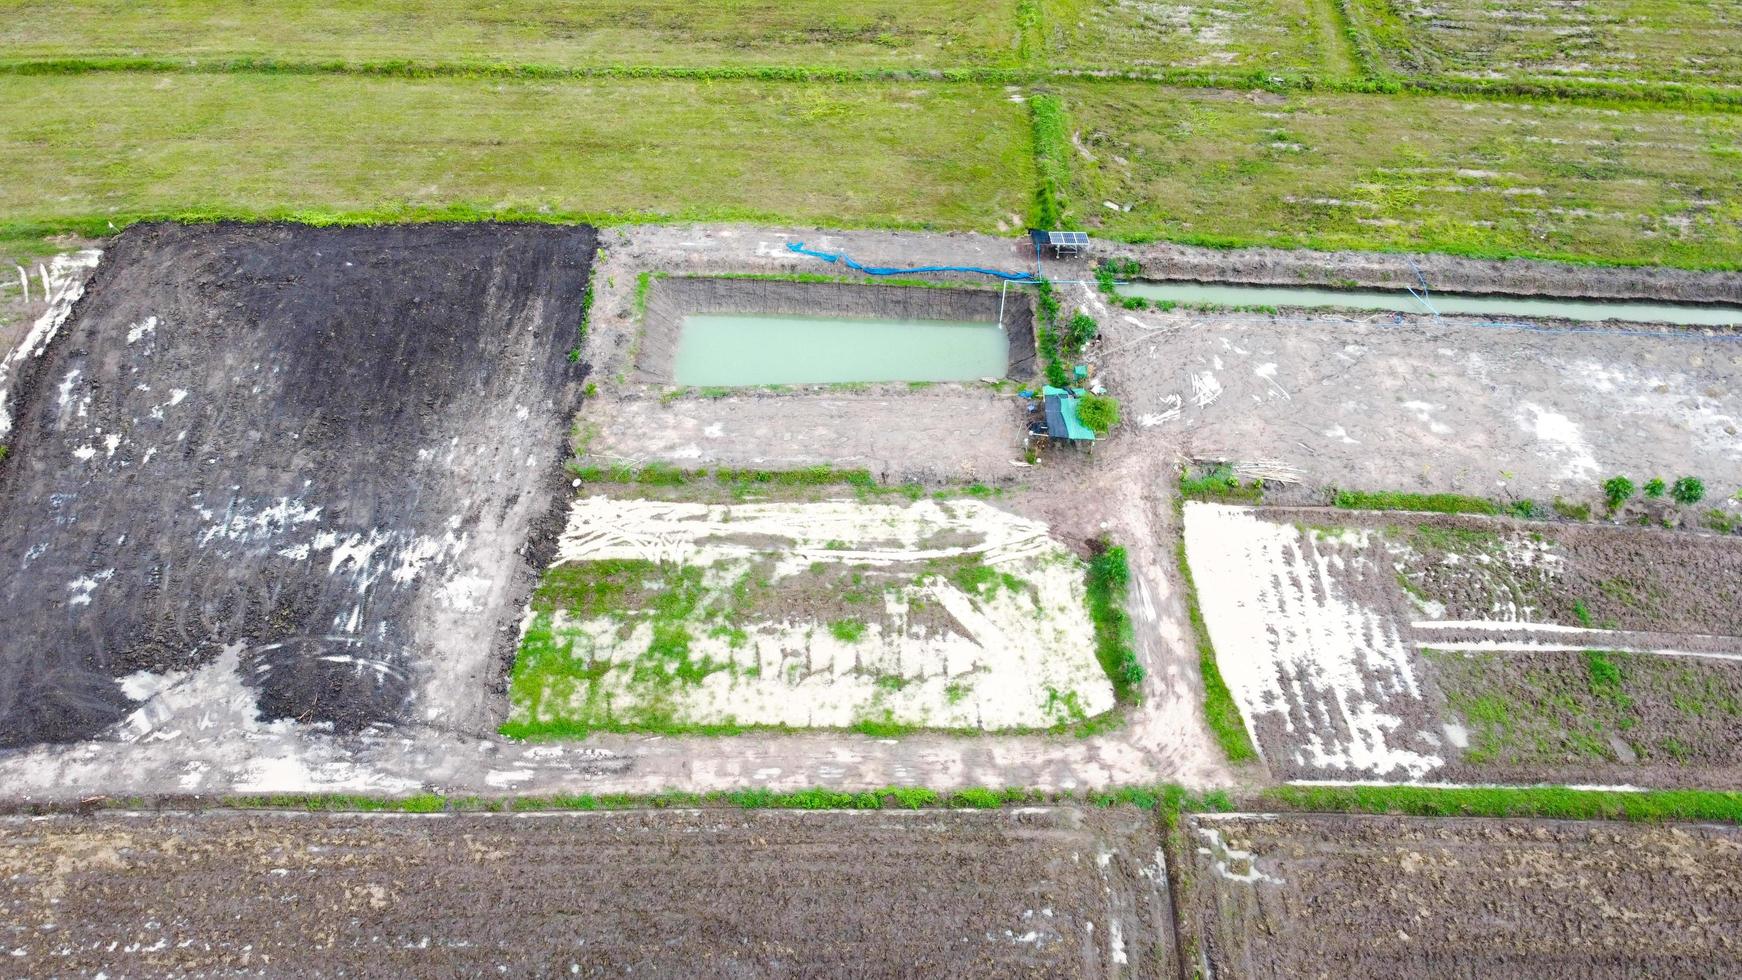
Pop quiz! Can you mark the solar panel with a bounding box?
[1047,231,1090,246]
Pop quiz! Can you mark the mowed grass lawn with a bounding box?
[0,74,1033,231]
[1061,84,1742,267]
[0,0,1022,69]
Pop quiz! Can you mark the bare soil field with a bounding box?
[1183,503,1742,786]
[1182,812,1742,978]
[0,222,593,747]
[0,806,1173,978]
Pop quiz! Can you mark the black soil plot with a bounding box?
[0,222,594,748]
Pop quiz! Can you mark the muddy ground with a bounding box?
[1183,812,1742,979]
[0,806,1172,978]
[0,222,594,746]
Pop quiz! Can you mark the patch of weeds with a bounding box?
[1332,488,1500,515]
[1044,687,1089,725]
[1086,540,1149,710]
[1701,509,1735,533]
[1552,497,1593,521]
[944,681,972,705]
[1644,477,1667,499]
[632,270,652,318]
[872,673,906,692]
[829,618,868,643]
[1408,523,1500,554]
[1573,599,1593,627]
[1260,785,1742,824]
[1179,463,1262,503]
[1507,499,1538,519]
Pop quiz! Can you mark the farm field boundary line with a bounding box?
[9,784,1741,824]
[5,56,1741,111]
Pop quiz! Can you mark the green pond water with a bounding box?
[1119,281,1742,327]
[674,313,1007,386]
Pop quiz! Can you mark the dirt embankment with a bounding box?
[0,222,595,747]
[0,806,1173,978]
[635,275,1038,382]
[1107,240,1742,304]
[1182,812,1742,979]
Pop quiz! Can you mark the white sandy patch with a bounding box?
[1183,502,1442,780]
[1515,402,1599,480]
[0,249,102,437]
[526,497,1113,731]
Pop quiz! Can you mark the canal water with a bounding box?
[673,313,1007,386]
[1118,281,1742,327]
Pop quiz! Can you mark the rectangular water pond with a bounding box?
[673,313,1008,386]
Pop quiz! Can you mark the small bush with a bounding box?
[1508,499,1538,519]
[1644,477,1666,498]
[1602,475,1635,509]
[1672,476,1706,505]
[1076,394,1120,434]
[0,445,8,463]
[1065,311,1098,350]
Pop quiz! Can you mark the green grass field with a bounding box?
[1042,0,1352,76]
[4,3,1742,267]
[1057,82,1742,266]
[1343,0,1742,89]
[0,74,1032,233]
[0,0,1023,69]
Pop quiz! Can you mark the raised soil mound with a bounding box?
[0,222,595,747]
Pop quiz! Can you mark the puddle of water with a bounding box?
[1120,281,1742,327]
[674,313,1007,386]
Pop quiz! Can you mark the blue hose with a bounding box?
[787,242,1037,282]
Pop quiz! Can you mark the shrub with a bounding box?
[1508,499,1538,519]
[1602,475,1635,509]
[1671,476,1706,505]
[1065,311,1098,349]
[1644,478,1666,498]
[1076,394,1120,434]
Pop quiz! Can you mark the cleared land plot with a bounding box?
[506,495,1116,735]
[1059,84,1742,267]
[1042,0,1344,74]
[1344,0,1742,88]
[0,807,1173,977]
[0,74,1032,232]
[1182,503,1742,784]
[1183,812,1742,978]
[0,0,1022,69]
[0,222,592,747]
[1427,648,1742,783]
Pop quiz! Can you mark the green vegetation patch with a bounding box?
[1340,0,1742,90]
[1041,0,1337,75]
[1086,542,1144,704]
[0,74,1034,236]
[1333,488,1500,515]
[1057,82,1742,269]
[0,0,1024,70]
[1427,648,1742,770]
[1262,783,1742,824]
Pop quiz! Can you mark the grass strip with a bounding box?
[1262,784,1742,823]
[1086,542,1144,704]
[1174,537,1259,763]
[1332,489,1501,515]
[1027,93,1071,228]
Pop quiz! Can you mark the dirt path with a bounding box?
[0,806,1173,977]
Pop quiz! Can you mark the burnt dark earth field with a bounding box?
[0,223,595,747]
